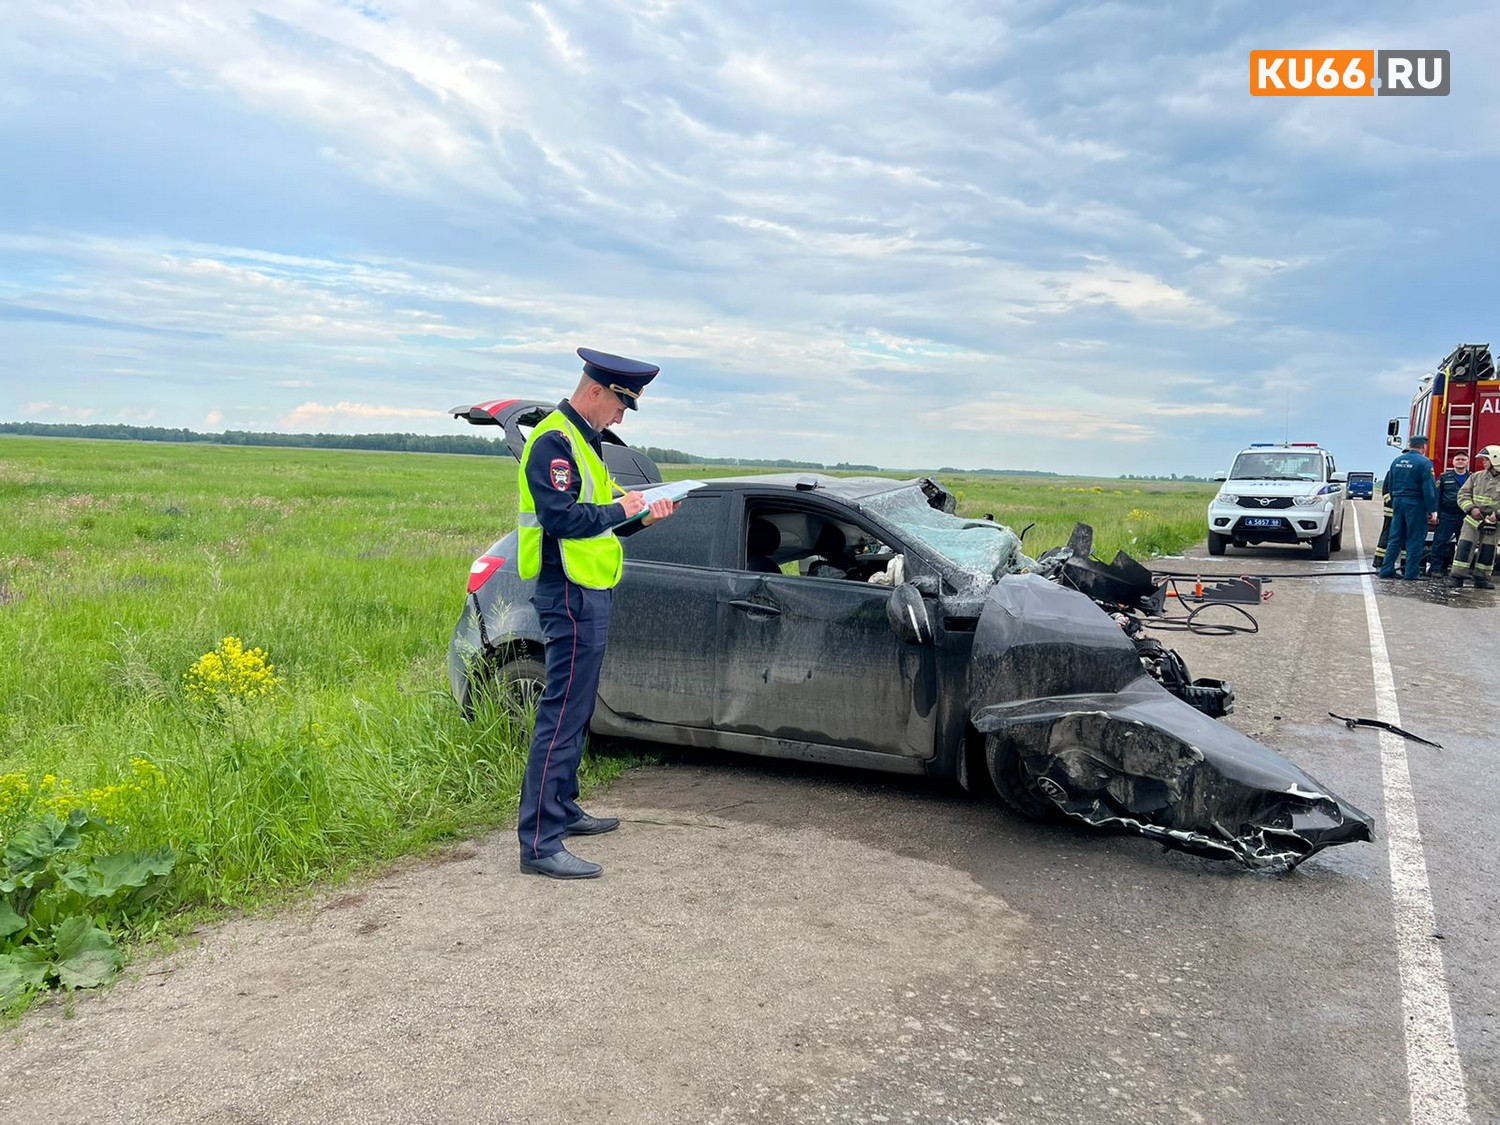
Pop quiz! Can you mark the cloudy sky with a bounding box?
[3,1,1496,476]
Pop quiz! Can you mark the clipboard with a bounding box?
[617,479,705,524]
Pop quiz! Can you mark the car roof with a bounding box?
[692,473,924,499]
[1235,444,1327,453]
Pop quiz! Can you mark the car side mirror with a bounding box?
[886,583,933,645]
[1330,471,1347,483]
[1387,418,1402,448]
[1212,471,1227,482]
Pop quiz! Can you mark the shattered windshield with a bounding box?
[1230,452,1323,481]
[862,485,1028,582]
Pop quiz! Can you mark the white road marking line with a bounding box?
[1352,513,1471,1124]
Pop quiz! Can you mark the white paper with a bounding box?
[637,479,705,505]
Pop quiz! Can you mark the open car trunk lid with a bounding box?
[450,398,664,488]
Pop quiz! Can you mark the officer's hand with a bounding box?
[642,499,677,526]
[620,491,646,518]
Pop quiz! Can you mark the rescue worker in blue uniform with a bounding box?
[515,348,677,879]
[1377,434,1438,582]
[1426,451,1470,576]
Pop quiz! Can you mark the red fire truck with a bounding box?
[1389,343,1500,465]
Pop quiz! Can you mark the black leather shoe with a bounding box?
[519,849,602,879]
[564,812,621,837]
[1449,575,1467,588]
[1476,578,1495,590]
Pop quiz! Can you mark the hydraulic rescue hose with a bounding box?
[1141,565,1413,636]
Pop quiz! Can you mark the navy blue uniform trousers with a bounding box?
[1380,498,1429,580]
[1429,511,1465,574]
[517,579,612,861]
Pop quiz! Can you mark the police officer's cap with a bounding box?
[1409,435,1429,447]
[577,347,658,411]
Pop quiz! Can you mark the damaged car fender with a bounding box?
[968,575,1374,868]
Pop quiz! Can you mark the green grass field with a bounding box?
[0,436,1212,996]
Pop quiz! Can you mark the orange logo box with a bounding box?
[1250,50,1376,96]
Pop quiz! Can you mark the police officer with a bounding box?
[1426,452,1470,576]
[1377,435,1437,582]
[1451,445,1500,590]
[515,348,677,879]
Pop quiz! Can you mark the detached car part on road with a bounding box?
[450,400,1373,869]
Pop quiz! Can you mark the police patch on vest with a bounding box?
[549,458,572,491]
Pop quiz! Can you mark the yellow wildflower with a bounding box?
[0,772,32,817]
[184,635,278,702]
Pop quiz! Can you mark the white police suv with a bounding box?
[1207,443,1347,560]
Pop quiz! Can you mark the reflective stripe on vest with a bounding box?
[516,411,624,589]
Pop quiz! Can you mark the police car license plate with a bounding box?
[1243,517,1282,528]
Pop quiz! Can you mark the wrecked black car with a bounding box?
[449,399,1373,869]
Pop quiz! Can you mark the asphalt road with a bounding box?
[2,499,1496,1125]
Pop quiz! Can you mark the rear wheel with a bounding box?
[473,654,547,725]
[1310,527,1331,561]
[984,733,1058,822]
[1207,530,1228,556]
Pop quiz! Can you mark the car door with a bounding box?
[714,497,938,759]
[595,489,728,728]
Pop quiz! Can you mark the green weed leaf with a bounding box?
[0,948,50,1006]
[87,848,176,898]
[49,916,123,989]
[57,861,93,896]
[0,898,26,939]
[3,811,94,875]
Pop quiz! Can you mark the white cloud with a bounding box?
[3,1,1496,475]
[280,401,447,428]
[21,401,98,420]
[205,409,224,427]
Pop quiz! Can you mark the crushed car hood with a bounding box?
[968,575,1374,868]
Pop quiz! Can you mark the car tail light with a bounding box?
[468,555,506,593]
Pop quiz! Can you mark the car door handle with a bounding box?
[729,599,781,617]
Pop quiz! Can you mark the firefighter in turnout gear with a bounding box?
[1451,445,1500,589]
[1372,475,1401,573]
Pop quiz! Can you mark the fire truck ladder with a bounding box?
[1444,402,1473,467]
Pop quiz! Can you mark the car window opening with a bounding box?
[741,508,899,583]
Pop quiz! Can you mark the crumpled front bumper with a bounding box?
[969,574,1373,868]
[974,677,1374,868]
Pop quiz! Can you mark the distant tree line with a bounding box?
[0,421,510,456]
[937,466,1061,477]
[635,445,878,470]
[0,424,888,470]
[1117,472,1211,482]
[0,422,1117,477]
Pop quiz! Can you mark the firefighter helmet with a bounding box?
[1478,446,1500,468]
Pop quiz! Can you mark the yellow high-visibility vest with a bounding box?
[516,410,624,589]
